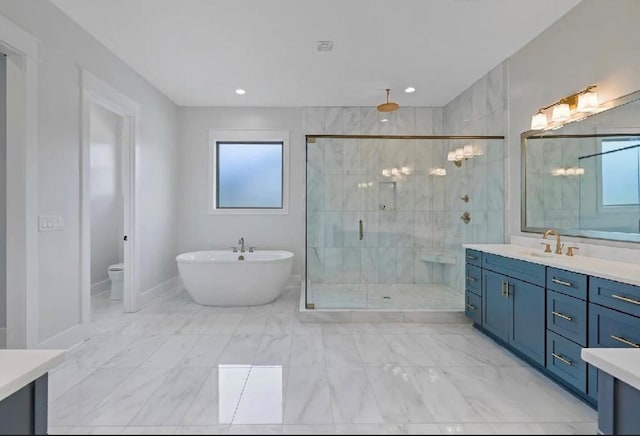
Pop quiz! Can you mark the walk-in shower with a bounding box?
[305,135,505,311]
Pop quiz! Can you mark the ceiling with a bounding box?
[51,0,581,107]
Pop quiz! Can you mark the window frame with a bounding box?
[208,129,289,215]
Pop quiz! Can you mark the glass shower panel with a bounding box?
[306,136,504,311]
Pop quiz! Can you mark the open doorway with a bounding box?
[81,70,139,328]
[88,102,125,316]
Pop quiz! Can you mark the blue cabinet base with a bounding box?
[598,371,640,435]
[0,374,48,435]
[472,324,596,409]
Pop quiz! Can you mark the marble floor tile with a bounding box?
[323,334,362,367]
[217,335,262,365]
[386,423,442,434]
[62,335,134,369]
[139,335,198,368]
[283,366,333,424]
[129,367,210,425]
[365,366,434,424]
[80,368,170,426]
[101,335,167,368]
[334,424,389,434]
[49,368,133,426]
[489,422,596,435]
[254,335,292,366]
[48,368,96,402]
[280,424,336,434]
[120,314,170,336]
[175,426,229,435]
[182,368,223,426]
[234,313,269,335]
[47,426,73,435]
[438,423,495,435]
[228,425,282,434]
[353,334,398,365]
[289,334,325,367]
[177,311,218,334]
[120,426,180,435]
[207,313,246,335]
[179,335,231,367]
[67,426,125,435]
[263,313,295,335]
[327,366,385,424]
[384,335,437,366]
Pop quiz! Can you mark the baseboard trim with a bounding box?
[0,328,6,348]
[138,276,181,309]
[38,323,88,350]
[91,279,111,296]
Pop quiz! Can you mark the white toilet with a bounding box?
[107,263,124,301]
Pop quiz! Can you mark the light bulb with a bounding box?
[552,103,571,122]
[463,144,474,158]
[391,168,400,176]
[531,112,548,130]
[575,167,585,175]
[447,151,456,161]
[454,148,464,160]
[577,91,599,113]
[401,166,411,175]
[565,168,577,176]
[382,169,391,177]
[551,168,566,176]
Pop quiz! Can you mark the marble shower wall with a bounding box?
[442,62,508,293]
[304,107,449,287]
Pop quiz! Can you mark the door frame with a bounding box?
[0,14,39,348]
[80,69,140,321]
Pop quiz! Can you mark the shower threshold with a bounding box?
[299,283,467,323]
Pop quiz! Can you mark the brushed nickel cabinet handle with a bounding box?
[466,275,477,282]
[611,294,640,306]
[359,220,364,240]
[552,353,573,366]
[466,303,476,311]
[610,335,640,348]
[552,277,573,287]
[552,311,573,321]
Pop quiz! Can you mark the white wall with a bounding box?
[0,0,178,344]
[507,0,640,249]
[0,53,5,331]
[89,103,123,291]
[177,107,305,275]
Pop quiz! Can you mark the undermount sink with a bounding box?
[519,250,555,258]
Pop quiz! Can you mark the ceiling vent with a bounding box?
[316,41,334,52]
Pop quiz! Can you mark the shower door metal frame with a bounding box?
[304,134,505,310]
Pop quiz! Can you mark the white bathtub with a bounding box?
[176,250,294,306]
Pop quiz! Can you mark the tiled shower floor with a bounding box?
[307,283,464,310]
[46,287,597,434]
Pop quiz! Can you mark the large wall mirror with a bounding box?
[522,90,640,243]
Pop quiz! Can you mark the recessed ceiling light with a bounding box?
[235,88,246,95]
[380,118,389,123]
[316,41,334,52]
[404,87,416,93]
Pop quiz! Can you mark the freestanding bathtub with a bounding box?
[176,250,294,306]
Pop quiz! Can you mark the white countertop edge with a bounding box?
[463,244,640,287]
[581,348,640,392]
[0,350,66,402]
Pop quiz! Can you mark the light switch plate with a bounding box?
[39,215,63,231]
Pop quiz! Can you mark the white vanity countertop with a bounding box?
[581,348,640,391]
[0,350,65,402]
[463,244,640,287]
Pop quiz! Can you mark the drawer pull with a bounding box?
[467,255,477,261]
[551,277,573,287]
[466,303,476,311]
[552,311,573,321]
[610,335,640,348]
[611,294,640,306]
[466,275,477,282]
[551,353,573,366]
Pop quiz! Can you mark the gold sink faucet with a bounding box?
[543,229,563,254]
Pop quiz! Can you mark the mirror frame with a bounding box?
[521,89,640,243]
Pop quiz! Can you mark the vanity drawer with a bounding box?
[590,277,640,318]
[547,290,587,346]
[465,264,482,296]
[465,291,481,325]
[546,267,587,300]
[482,253,545,287]
[589,303,640,349]
[465,249,482,267]
[546,330,587,393]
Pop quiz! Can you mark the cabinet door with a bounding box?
[509,277,545,366]
[482,270,509,341]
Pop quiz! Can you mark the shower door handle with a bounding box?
[359,220,364,240]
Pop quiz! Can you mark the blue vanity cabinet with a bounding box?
[482,268,545,365]
[482,269,509,340]
[464,250,483,325]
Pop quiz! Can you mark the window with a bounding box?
[209,130,289,214]
[601,139,640,206]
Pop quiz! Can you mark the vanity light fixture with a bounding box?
[429,168,447,176]
[448,144,481,167]
[551,167,585,176]
[404,87,416,93]
[530,85,600,130]
[235,88,246,95]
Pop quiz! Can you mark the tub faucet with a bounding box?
[239,237,245,253]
